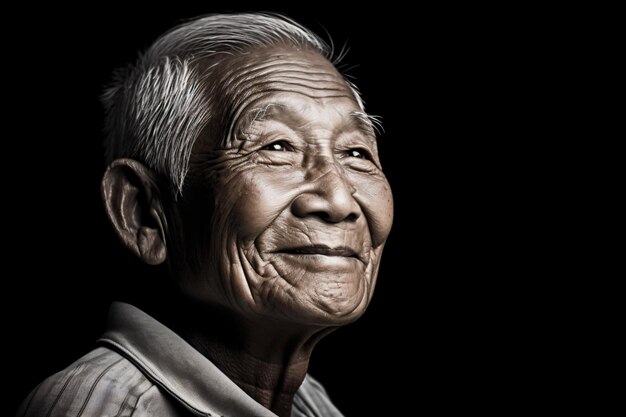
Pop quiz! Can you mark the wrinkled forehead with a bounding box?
[205,47,363,147]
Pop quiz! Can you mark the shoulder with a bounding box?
[292,374,345,417]
[16,346,183,417]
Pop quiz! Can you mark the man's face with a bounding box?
[179,48,393,326]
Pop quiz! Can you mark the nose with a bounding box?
[291,162,362,223]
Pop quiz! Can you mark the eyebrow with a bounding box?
[348,111,382,139]
[241,103,381,141]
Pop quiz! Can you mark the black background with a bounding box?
[7,3,560,415]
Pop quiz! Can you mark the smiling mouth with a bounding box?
[276,245,359,258]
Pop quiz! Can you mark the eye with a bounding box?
[262,140,292,152]
[347,148,372,160]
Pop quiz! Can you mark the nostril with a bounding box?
[313,210,359,223]
[345,213,358,222]
[309,211,327,220]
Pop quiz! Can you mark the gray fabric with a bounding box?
[17,302,344,417]
[293,375,345,417]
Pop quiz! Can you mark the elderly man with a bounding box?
[18,13,393,417]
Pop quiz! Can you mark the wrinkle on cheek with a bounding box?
[210,233,252,312]
[218,159,258,186]
[301,223,314,246]
[201,149,280,191]
[232,244,265,310]
[211,155,281,231]
[237,244,308,317]
[352,179,393,248]
[242,243,271,276]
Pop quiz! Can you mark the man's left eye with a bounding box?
[347,148,370,159]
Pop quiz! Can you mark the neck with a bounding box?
[159,300,331,417]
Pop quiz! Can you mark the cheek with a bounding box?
[351,174,394,247]
[215,167,304,241]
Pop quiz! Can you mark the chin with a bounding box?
[288,279,373,327]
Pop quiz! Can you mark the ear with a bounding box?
[101,158,167,265]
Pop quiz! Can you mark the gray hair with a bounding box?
[101,13,365,196]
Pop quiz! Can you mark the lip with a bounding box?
[274,245,359,258]
[272,244,362,272]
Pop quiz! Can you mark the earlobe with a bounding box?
[101,158,167,265]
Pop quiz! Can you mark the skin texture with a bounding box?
[102,47,393,417]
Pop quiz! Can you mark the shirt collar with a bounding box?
[99,301,279,417]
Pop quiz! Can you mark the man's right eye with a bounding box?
[262,140,292,152]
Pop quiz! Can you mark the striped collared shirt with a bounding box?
[17,302,344,417]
